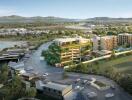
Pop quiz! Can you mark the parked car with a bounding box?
[74,85,80,90]
[87,81,91,85]
[87,92,97,98]
[43,73,49,77]
[82,80,88,84]
[105,93,114,98]
[74,86,84,91]
[110,85,115,89]
[75,78,81,83]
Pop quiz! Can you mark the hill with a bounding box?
[0,15,77,23]
[1,15,132,23]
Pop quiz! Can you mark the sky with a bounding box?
[0,0,132,19]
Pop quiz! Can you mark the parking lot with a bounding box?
[47,72,132,100]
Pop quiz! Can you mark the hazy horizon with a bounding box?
[0,0,132,19]
[1,15,132,19]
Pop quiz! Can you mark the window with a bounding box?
[53,90,56,93]
[58,91,62,94]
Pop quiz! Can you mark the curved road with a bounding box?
[24,42,132,100]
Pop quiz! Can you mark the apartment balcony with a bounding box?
[61,61,72,64]
[73,53,80,56]
[61,55,72,59]
[61,60,72,64]
[61,52,72,56]
[72,48,80,50]
[72,50,80,52]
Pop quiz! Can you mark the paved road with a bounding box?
[67,73,132,100]
[23,42,132,100]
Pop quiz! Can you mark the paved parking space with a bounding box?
[48,72,132,100]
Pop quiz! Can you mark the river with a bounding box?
[0,41,26,51]
[24,41,63,74]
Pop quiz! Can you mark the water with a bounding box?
[0,41,26,50]
[24,41,63,74]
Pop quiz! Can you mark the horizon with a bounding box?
[1,15,132,19]
[0,0,132,19]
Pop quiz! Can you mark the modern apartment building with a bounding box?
[53,36,91,66]
[93,35,117,51]
[92,36,101,50]
[118,33,132,47]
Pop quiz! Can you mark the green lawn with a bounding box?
[97,55,132,74]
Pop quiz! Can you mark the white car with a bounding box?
[110,85,115,89]
[43,73,49,77]
[105,93,114,98]
[87,92,97,98]
[83,80,87,84]
[76,78,81,82]
[87,81,91,85]
[80,86,84,90]
[74,86,80,90]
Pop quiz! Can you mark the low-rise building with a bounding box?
[8,61,25,75]
[35,80,72,100]
[21,72,39,80]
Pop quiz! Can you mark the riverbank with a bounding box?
[24,41,63,74]
[66,54,132,94]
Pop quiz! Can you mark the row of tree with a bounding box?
[0,64,37,100]
[93,26,132,36]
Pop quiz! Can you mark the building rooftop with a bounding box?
[54,38,77,43]
[43,82,69,91]
[8,61,24,69]
[54,36,89,44]
[22,72,37,77]
[101,35,117,39]
[36,80,71,91]
[92,35,117,41]
[118,33,132,36]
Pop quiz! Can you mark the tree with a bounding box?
[9,75,24,99]
[42,43,61,65]
[111,50,116,58]
[25,87,36,98]
[0,64,9,84]
[119,75,132,94]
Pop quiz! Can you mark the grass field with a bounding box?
[97,55,132,74]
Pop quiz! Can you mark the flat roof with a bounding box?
[22,72,36,77]
[36,80,71,91]
[54,38,77,43]
[8,61,24,69]
[54,37,89,44]
[44,82,70,91]
[101,35,117,39]
[118,33,132,36]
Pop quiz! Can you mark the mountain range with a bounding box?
[0,15,132,23]
[0,15,77,23]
